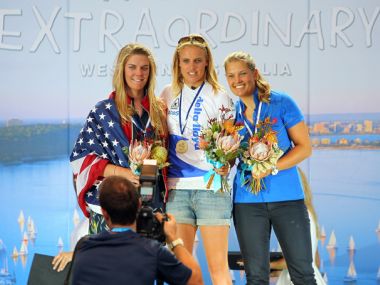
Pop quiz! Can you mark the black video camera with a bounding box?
[136,161,166,243]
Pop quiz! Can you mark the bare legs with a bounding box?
[176,223,232,285]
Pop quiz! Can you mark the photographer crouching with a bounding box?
[70,175,203,285]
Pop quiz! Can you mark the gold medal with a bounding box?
[176,140,188,153]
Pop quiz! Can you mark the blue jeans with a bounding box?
[167,189,232,226]
[233,200,317,285]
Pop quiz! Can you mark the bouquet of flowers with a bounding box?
[123,139,169,175]
[241,117,283,194]
[199,106,243,192]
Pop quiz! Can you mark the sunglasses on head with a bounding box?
[177,35,206,45]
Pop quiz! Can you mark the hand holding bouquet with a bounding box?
[199,106,243,192]
[241,117,283,194]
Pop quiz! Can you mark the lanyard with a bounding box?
[131,115,151,135]
[240,100,262,137]
[179,82,205,135]
[111,227,132,233]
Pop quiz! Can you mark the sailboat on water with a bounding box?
[320,225,326,238]
[11,247,18,258]
[326,230,337,249]
[19,241,28,256]
[17,210,25,232]
[348,235,355,251]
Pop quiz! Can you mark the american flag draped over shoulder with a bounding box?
[70,98,130,217]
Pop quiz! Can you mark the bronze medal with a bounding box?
[176,140,188,153]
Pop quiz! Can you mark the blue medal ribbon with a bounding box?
[238,92,263,187]
[179,82,205,135]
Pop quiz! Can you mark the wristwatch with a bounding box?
[168,238,184,250]
[271,165,279,175]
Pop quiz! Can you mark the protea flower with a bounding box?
[248,139,273,162]
[128,140,152,173]
[216,133,241,154]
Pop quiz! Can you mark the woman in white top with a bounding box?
[160,34,234,285]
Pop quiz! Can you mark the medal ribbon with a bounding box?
[239,99,262,136]
[131,116,151,136]
[179,82,205,135]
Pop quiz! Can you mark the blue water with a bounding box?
[0,150,379,284]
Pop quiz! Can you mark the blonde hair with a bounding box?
[171,34,223,96]
[298,167,320,239]
[223,51,271,103]
[112,43,167,137]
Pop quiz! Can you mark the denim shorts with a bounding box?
[166,189,232,226]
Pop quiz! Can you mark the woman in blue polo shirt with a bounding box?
[224,51,316,285]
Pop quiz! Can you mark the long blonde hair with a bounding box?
[112,43,167,137]
[298,167,320,239]
[223,51,271,103]
[171,34,223,96]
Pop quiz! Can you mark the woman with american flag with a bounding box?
[70,43,168,234]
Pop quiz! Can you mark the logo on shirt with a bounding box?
[171,98,179,110]
[191,96,204,150]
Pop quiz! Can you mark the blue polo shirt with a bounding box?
[233,89,305,203]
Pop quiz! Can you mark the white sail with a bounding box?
[320,225,326,238]
[18,210,25,232]
[27,216,32,229]
[326,230,337,248]
[23,232,28,242]
[19,241,28,255]
[376,220,380,233]
[12,246,18,257]
[348,235,355,251]
[344,261,357,281]
[27,217,34,234]
[377,266,380,280]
